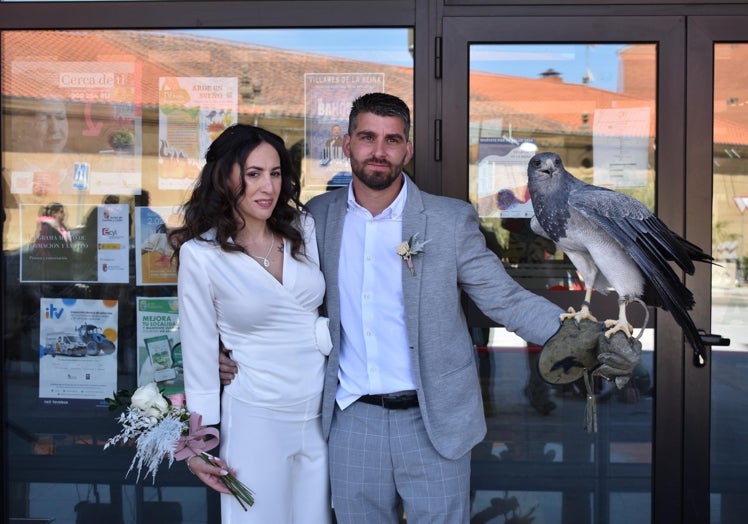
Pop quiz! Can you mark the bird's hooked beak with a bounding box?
[539,157,557,176]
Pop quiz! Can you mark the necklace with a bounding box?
[247,234,275,268]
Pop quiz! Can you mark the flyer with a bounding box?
[593,107,651,188]
[157,76,238,190]
[476,137,538,218]
[38,298,118,404]
[136,297,182,396]
[8,60,143,196]
[94,202,130,283]
[135,206,181,286]
[19,202,129,283]
[304,73,385,189]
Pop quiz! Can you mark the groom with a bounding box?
[225,93,575,522]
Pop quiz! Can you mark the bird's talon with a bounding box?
[560,306,598,324]
[603,320,633,339]
[559,307,578,321]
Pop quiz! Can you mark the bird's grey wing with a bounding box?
[567,184,706,358]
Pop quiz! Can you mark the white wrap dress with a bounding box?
[178,213,331,523]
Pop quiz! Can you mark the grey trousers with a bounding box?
[329,401,471,524]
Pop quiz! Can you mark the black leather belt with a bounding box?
[358,391,419,410]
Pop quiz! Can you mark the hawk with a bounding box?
[527,152,713,364]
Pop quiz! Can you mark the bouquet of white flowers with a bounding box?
[104,382,254,510]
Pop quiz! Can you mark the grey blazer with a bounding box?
[306,175,563,460]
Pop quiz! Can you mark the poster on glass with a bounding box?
[38,297,118,407]
[303,72,384,190]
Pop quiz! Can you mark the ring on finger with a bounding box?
[186,455,198,474]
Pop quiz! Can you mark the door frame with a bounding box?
[685,15,748,524]
[441,15,701,522]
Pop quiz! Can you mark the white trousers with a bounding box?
[220,394,332,524]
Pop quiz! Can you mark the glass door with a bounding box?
[443,16,700,523]
[687,17,748,524]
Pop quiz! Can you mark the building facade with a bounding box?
[2,1,747,523]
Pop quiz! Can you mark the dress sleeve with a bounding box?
[302,212,321,266]
[178,241,221,425]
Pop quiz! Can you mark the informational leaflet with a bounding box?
[157,76,238,190]
[136,297,183,396]
[135,206,181,286]
[95,202,130,283]
[304,73,385,189]
[19,202,129,283]
[593,107,651,188]
[8,60,142,196]
[38,298,118,404]
[476,137,538,218]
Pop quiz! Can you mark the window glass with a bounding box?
[1,28,412,522]
[467,43,656,523]
[711,43,748,524]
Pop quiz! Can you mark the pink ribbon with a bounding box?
[167,393,186,407]
[173,413,220,461]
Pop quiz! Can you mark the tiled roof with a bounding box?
[3,31,747,145]
[2,30,414,115]
[470,70,655,135]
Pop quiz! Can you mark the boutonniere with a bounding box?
[396,233,430,276]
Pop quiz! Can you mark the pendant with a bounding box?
[263,259,270,268]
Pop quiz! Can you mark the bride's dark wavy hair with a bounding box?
[169,124,305,265]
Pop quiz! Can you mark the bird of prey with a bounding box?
[526,152,713,364]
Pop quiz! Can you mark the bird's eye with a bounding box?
[531,159,540,167]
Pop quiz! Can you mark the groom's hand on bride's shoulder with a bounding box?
[219,347,238,385]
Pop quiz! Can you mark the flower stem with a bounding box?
[197,453,255,510]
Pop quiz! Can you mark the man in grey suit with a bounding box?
[221,93,601,522]
[309,92,564,524]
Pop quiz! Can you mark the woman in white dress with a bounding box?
[170,124,332,523]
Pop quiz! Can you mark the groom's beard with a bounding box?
[350,154,406,191]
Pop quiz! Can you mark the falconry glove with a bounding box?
[538,318,603,386]
[596,331,643,389]
[538,318,643,432]
[538,318,604,432]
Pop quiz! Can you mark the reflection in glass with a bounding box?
[711,43,748,524]
[1,28,412,523]
[468,44,655,523]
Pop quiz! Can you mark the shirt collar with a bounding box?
[346,174,408,219]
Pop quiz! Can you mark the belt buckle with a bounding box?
[382,392,416,409]
[358,391,417,410]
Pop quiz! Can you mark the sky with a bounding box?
[179,29,625,92]
[470,44,624,92]
[179,29,414,69]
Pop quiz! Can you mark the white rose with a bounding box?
[130,382,169,418]
[396,242,410,258]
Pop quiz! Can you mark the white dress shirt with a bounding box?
[336,178,416,409]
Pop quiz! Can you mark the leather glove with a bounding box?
[538,318,604,385]
[595,331,643,388]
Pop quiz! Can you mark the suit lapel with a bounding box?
[320,191,346,327]
[401,176,426,351]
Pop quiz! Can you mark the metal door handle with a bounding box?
[698,330,730,346]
